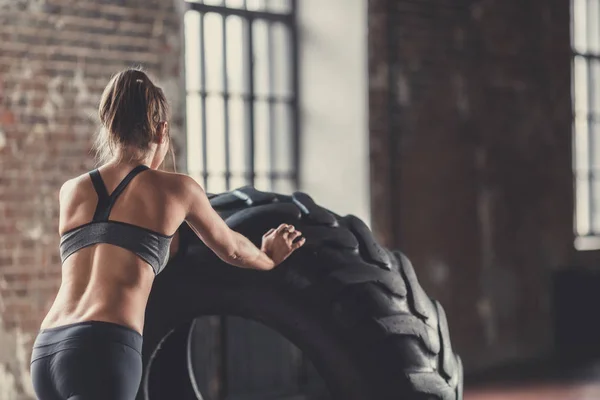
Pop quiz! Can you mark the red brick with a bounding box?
[0,2,182,398]
[0,111,15,125]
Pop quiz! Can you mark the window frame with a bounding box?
[183,0,300,193]
[571,0,600,250]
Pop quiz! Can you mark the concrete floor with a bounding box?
[464,359,600,400]
[466,383,600,400]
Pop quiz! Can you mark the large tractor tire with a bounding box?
[138,187,463,400]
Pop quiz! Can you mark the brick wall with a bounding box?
[0,1,183,398]
[369,0,573,371]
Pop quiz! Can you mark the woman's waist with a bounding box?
[31,320,143,363]
[42,283,149,334]
[59,259,153,304]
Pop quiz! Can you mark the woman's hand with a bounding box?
[182,175,303,271]
[261,224,306,266]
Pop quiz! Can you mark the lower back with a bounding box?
[40,244,155,334]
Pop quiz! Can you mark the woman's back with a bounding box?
[31,68,304,400]
[41,164,183,333]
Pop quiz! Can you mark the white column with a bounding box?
[297,0,371,225]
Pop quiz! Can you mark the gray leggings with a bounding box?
[30,321,143,400]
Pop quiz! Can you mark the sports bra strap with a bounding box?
[90,165,150,221]
[90,169,111,221]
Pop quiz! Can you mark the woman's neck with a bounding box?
[110,148,155,169]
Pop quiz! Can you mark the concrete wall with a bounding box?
[368,0,574,372]
[297,0,371,223]
[0,1,183,398]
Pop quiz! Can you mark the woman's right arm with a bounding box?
[179,175,304,271]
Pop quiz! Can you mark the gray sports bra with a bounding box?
[59,165,173,275]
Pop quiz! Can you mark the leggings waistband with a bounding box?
[33,320,143,353]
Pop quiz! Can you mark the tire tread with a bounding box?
[176,186,463,399]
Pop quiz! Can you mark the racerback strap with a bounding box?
[90,165,150,221]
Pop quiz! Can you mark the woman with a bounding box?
[30,68,305,400]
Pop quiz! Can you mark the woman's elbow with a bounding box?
[212,240,238,263]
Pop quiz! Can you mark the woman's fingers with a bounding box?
[288,231,302,241]
[292,237,306,250]
[276,224,290,233]
[276,224,296,239]
[266,224,303,250]
[263,228,276,237]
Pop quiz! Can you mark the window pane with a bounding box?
[577,173,591,235]
[246,0,267,11]
[186,93,204,179]
[254,100,270,177]
[267,0,292,13]
[273,178,294,195]
[225,0,245,8]
[273,102,293,173]
[230,174,248,190]
[206,95,226,192]
[184,11,202,92]
[253,20,270,97]
[592,120,600,170]
[587,0,600,54]
[573,0,588,52]
[591,59,600,114]
[208,175,228,194]
[575,115,590,172]
[229,97,247,177]
[272,23,292,97]
[254,174,271,191]
[227,16,247,95]
[205,13,224,92]
[574,56,589,115]
[592,177,600,232]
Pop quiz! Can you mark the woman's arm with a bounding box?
[179,175,303,271]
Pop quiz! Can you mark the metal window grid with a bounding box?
[572,0,600,240]
[184,0,300,194]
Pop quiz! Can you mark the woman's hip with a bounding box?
[31,320,143,400]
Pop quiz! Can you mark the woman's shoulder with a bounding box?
[58,169,203,203]
[59,172,91,202]
[151,171,205,198]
